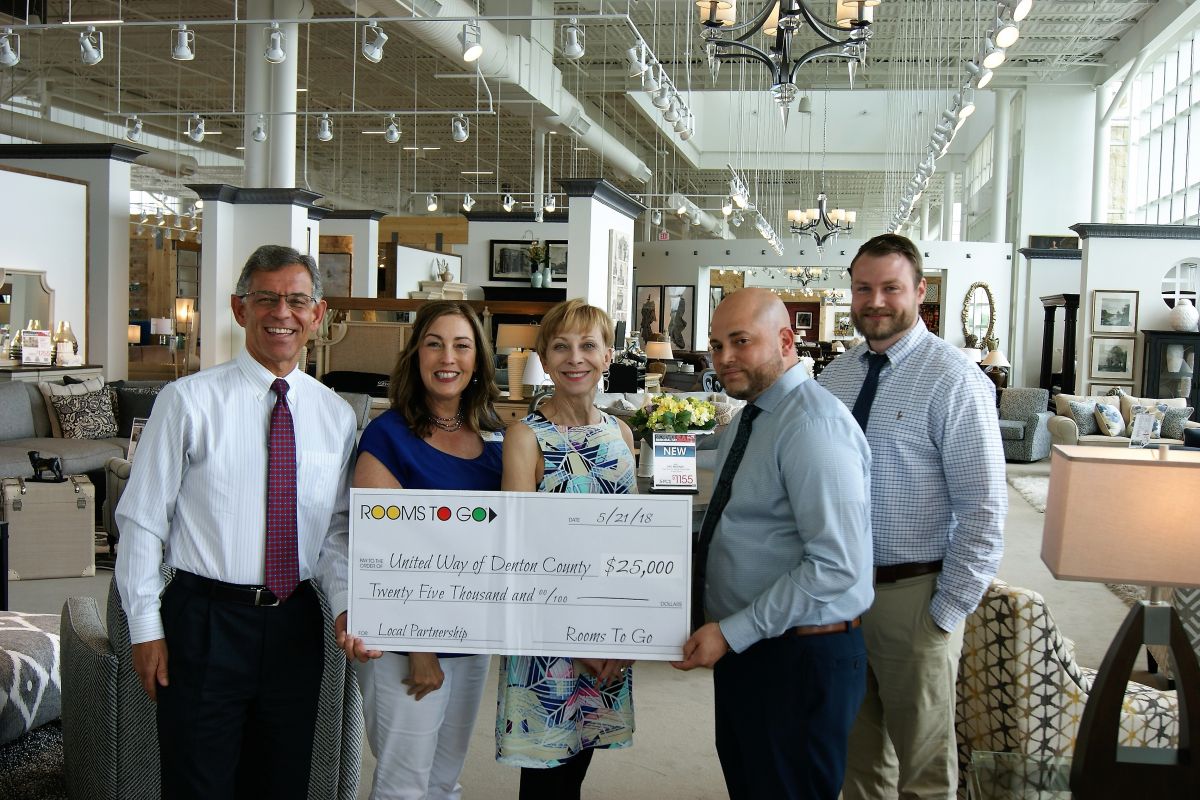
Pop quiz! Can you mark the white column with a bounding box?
[920,195,931,240]
[942,170,956,241]
[244,0,271,188]
[1092,89,1111,223]
[533,129,547,212]
[991,89,1012,243]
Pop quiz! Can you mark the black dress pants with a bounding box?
[713,627,867,800]
[156,577,325,800]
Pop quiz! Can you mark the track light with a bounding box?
[626,41,648,77]
[317,114,333,142]
[138,209,148,224]
[652,84,672,110]
[426,193,438,212]
[642,60,660,91]
[502,193,516,212]
[663,96,681,123]
[956,89,976,120]
[125,116,143,142]
[797,95,813,113]
[561,18,585,60]
[998,0,1033,24]
[459,21,483,62]
[462,193,475,212]
[187,114,205,143]
[673,106,689,133]
[384,115,401,143]
[155,209,165,226]
[79,26,103,65]
[252,114,267,143]
[680,115,695,141]
[171,25,195,61]
[362,21,387,63]
[992,15,1020,49]
[980,35,1006,69]
[1,28,21,67]
[544,194,556,212]
[651,209,663,226]
[451,115,469,143]
[264,22,286,64]
[721,197,733,216]
[965,61,993,89]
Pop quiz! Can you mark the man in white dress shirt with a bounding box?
[115,245,357,799]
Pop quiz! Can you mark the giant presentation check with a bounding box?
[348,490,693,660]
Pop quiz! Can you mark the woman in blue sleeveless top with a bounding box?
[496,299,637,799]
[336,301,503,800]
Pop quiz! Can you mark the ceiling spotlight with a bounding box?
[171,25,195,61]
[362,20,388,63]
[980,35,1006,69]
[317,113,333,142]
[451,114,469,143]
[138,209,148,224]
[626,41,648,77]
[965,61,994,89]
[459,21,483,62]
[651,209,663,225]
[721,197,734,216]
[264,21,286,64]
[462,193,476,212]
[652,83,672,110]
[957,89,976,120]
[544,194,557,212]
[79,26,103,65]
[680,115,695,141]
[155,209,165,226]
[501,193,516,212]
[673,106,689,133]
[998,0,1033,23]
[1,28,21,67]
[663,96,681,123]
[384,114,401,143]
[426,193,438,212]
[561,18,585,60]
[252,114,267,143]
[125,116,143,142]
[642,60,660,91]
[187,114,205,143]
[992,16,1020,49]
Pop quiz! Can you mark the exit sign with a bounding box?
[658,230,670,240]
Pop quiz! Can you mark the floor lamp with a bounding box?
[1041,445,1200,797]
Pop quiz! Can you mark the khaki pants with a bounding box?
[842,572,965,800]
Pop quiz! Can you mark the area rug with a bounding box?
[0,721,66,800]
[1007,475,1048,513]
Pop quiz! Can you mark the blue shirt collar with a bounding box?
[849,318,928,368]
[752,360,809,415]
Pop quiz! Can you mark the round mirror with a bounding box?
[1161,259,1198,309]
[960,281,996,350]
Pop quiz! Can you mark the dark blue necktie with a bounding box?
[692,404,762,631]
[852,353,889,432]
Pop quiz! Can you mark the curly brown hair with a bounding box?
[387,301,503,437]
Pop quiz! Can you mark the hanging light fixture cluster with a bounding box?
[0,27,20,67]
[888,0,1033,233]
[130,201,202,239]
[629,39,695,142]
[698,0,877,122]
[788,193,855,248]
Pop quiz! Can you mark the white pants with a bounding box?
[356,653,491,800]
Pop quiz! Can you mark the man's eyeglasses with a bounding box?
[239,290,317,310]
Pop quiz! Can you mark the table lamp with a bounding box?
[1041,445,1200,797]
[150,317,174,346]
[981,349,1010,390]
[127,324,141,346]
[522,351,553,407]
[645,337,674,376]
[959,347,983,363]
[496,323,539,400]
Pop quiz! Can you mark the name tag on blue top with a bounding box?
[481,431,505,442]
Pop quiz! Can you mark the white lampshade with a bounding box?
[645,340,674,360]
[150,317,174,335]
[959,347,983,363]
[522,351,549,386]
[981,350,1010,368]
[831,340,846,354]
[1042,446,1200,588]
[495,324,539,353]
[127,324,141,345]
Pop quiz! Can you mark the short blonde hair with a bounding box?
[536,298,614,357]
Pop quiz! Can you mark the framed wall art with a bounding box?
[833,310,855,339]
[794,311,813,330]
[546,240,568,280]
[1091,289,1138,335]
[664,285,695,350]
[636,285,663,344]
[1087,382,1133,396]
[489,240,537,282]
[1090,337,1136,381]
[608,230,631,327]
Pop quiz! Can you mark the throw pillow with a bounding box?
[49,390,118,440]
[1093,403,1124,436]
[1119,394,1186,426]
[37,376,105,438]
[1162,406,1195,440]
[0,611,61,746]
[111,385,162,438]
[1125,403,1166,438]
[1066,400,1100,436]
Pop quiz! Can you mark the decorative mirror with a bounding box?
[960,281,996,350]
[1161,259,1198,309]
[0,269,54,332]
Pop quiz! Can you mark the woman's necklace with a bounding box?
[430,410,463,433]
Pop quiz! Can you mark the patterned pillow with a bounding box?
[49,390,119,439]
[0,612,61,746]
[37,376,105,437]
[1162,406,1195,440]
[1066,400,1100,436]
[1093,403,1124,436]
[1126,403,1167,438]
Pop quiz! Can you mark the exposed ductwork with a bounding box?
[0,111,199,176]
[339,0,652,184]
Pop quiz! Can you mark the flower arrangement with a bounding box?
[629,394,718,440]
[527,240,546,264]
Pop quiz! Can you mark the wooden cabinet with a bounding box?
[1141,330,1199,409]
[493,400,529,427]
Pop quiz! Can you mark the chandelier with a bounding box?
[789,192,855,248]
[698,0,877,121]
[785,265,848,287]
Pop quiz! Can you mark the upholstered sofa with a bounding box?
[1047,391,1199,447]
[60,578,363,800]
[997,387,1053,462]
[956,580,1179,790]
[0,381,134,479]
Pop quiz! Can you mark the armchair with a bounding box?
[997,387,1052,462]
[60,579,363,800]
[956,581,1179,786]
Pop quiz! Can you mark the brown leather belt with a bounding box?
[784,618,861,637]
[874,559,943,585]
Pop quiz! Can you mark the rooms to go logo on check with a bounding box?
[360,504,499,523]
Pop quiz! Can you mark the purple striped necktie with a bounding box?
[265,378,299,601]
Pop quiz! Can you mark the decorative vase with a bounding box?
[1167,344,1185,373]
[530,268,543,289]
[1169,298,1199,332]
[637,438,654,478]
[539,264,551,286]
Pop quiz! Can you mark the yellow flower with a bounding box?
[629,393,719,438]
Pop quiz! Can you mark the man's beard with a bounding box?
[851,304,917,345]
